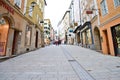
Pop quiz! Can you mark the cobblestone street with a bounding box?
[0,45,120,80]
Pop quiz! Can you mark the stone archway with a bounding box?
[94,27,102,50]
[0,16,10,56]
[0,14,15,56]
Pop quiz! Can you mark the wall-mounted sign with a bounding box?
[0,0,14,15]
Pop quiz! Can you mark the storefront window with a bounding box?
[25,26,32,46]
[112,25,120,56]
[82,32,86,45]
[86,29,92,44]
[115,25,120,48]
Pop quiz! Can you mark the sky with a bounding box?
[45,0,72,30]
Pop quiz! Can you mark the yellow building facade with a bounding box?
[24,0,46,48]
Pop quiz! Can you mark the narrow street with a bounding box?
[0,45,120,80]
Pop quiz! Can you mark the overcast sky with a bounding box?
[45,0,72,30]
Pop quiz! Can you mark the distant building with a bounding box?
[69,0,81,45]
[58,11,71,44]
[44,19,52,45]
[50,27,54,43]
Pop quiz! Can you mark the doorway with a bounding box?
[103,30,110,55]
[0,17,9,56]
[35,31,38,48]
[111,25,120,56]
[12,30,19,55]
[94,27,102,50]
[77,32,80,44]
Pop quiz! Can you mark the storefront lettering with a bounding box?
[0,0,14,15]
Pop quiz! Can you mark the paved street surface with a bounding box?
[0,45,120,80]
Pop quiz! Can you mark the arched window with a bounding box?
[29,5,33,17]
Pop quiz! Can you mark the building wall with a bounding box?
[58,11,70,44]
[97,0,120,26]
[0,0,26,56]
[25,0,46,48]
[0,0,46,57]
[73,0,80,25]
[97,0,120,56]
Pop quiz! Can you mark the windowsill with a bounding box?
[102,13,108,17]
[14,4,21,9]
[28,15,33,18]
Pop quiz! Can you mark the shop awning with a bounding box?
[73,25,82,33]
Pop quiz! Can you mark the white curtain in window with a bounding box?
[114,0,120,7]
[14,0,21,8]
[29,6,33,17]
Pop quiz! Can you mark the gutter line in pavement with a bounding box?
[61,46,96,80]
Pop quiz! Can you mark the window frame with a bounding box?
[100,0,108,16]
[113,0,120,7]
[14,0,21,8]
[29,6,33,17]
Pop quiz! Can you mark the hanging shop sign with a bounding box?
[86,10,93,14]
[0,0,14,15]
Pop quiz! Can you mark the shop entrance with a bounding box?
[12,30,19,55]
[111,25,120,56]
[77,32,80,45]
[0,17,9,56]
[35,31,38,48]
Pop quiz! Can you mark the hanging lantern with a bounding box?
[86,10,93,14]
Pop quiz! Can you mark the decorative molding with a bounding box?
[100,14,120,27]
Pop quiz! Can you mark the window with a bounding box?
[14,0,21,8]
[114,0,120,7]
[29,6,33,17]
[101,0,108,15]
[44,23,47,25]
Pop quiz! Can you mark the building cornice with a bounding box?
[100,14,120,27]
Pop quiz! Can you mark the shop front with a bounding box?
[100,15,120,56]
[80,22,94,49]
[0,0,24,57]
[111,24,120,56]
[73,25,81,45]
[0,14,22,56]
